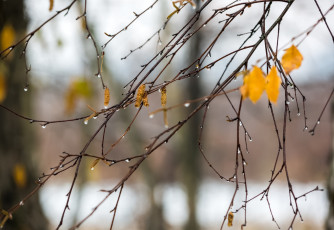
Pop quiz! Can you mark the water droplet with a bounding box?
[290,84,294,89]
[164,124,169,128]
[239,121,242,126]
[237,148,241,154]
[97,55,100,59]
[310,131,314,135]
[42,125,46,129]
[110,160,115,165]
[38,177,41,182]
[23,86,28,92]
[87,35,92,39]
[317,120,320,124]
[297,113,301,116]
[9,47,13,51]
[158,41,162,46]
[84,120,88,125]
[288,227,292,230]
[125,158,130,163]
[19,201,24,206]
[97,74,101,78]
[286,100,290,105]
[195,64,199,70]
[249,138,253,142]
[291,98,294,101]
[149,114,154,119]
[29,120,34,123]
[203,23,207,27]
[304,126,308,131]
[60,164,63,168]
[93,116,97,119]
[104,105,108,109]
[22,50,25,54]
[90,167,95,171]
[184,103,190,107]
[243,161,247,166]
[122,135,125,139]
[233,175,236,179]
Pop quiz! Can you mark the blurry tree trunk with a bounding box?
[327,97,334,230]
[179,1,202,229]
[0,0,48,229]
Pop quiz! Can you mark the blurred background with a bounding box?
[0,0,333,229]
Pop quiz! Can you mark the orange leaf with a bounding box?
[0,72,6,103]
[49,0,54,11]
[104,87,110,108]
[1,24,16,51]
[227,212,234,227]
[240,66,265,103]
[281,45,303,74]
[13,164,27,188]
[265,66,281,104]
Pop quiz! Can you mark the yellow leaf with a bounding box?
[1,23,16,51]
[104,87,110,108]
[0,72,6,103]
[240,66,265,103]
[160,86,167,107]
[13,164,27,188]
[135,84,146,107]
[49,0,54,11]
[65,78,92,114]
[265,66,281,104]
[227,211,234,227]
[281,45,303,74]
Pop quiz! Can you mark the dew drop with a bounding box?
[291,98,294,101]
[237,148,241,154]
[304,126,308,131]
[286,100,290,105]
[29,120,34,123]
[297,113,301,116]
[42,125,46,129]
[97,74,101,78]
[60,164,63,168]
[184,103,190,107]
[243,161,247,166]
[164,124,169,128]
[90,167,95,171]
[23,86,28,92]
[158,41,162,46]
[87,35,92,39]
[239,121,242,126]
[104,105,108,109]
[9,47,13,51]
[93,116,97,119]
[317,120,320,124]
[288,227,292,230]
[149,114,154,119]
[249,138,253,142]
[125,158,130,163]
[203,23,207,27]
[19,201,24,206]
[233,175,236,179]
[84,120,88,125]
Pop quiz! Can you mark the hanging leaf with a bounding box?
[49,0,54,11]
[160,86,167,107]
[135,84,146,107]
[0,72,6,103]
[265,66,281,104]
[227,211,234,227]
[240,66,265,103]
[13,163,27,188]
[104,87,110,108]
[1,23,16,51]
[281,45,303,74]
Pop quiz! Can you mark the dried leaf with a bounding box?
[13,164,27,188]
[265,66,281,104]
[240,66,265,103]
[281,45,303,74]
[160,86,167,107]
[0,72,6,103]
[1,23,16,51]
[49,0,54,11]
[142,91,149,107]
[227,212,234,227]
[135,84,146,107]
[104,87,110,108]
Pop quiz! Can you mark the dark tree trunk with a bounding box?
[326,98,334,230]
[0,0,48,229]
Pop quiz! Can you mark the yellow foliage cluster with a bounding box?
[65,78,92,114]
[135,84,149,107]
[240,45,303,104]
